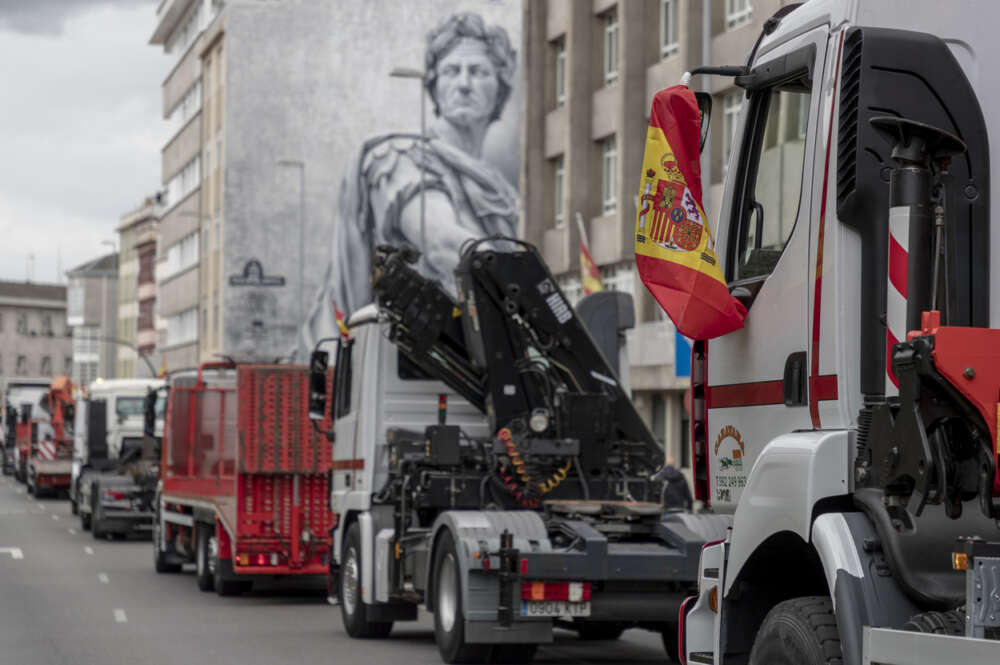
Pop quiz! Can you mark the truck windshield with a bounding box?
[116,397,146,419]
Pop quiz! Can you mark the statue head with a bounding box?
[424,12,516,127]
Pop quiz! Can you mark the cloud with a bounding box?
[0,1,169,282]
[0,0,155,36]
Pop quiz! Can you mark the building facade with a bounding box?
[117,198,162,378]
[66,254,119,386]
[150,0,224,371]
[521,0,787,467]
[0,282,71,392]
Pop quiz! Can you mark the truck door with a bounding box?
[707,26,829,511]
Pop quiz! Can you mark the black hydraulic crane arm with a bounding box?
[371,239,661,476]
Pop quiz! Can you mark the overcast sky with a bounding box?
[0,0,168,283]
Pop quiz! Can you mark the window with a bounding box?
[138,299,154,329]
[722,91,743,176]
[115,397,146,419]
[166,307,198,347]
[165,157,200,209]
[600,262,635,295]
[660,0,679,59]
[40,356,51,375]
[74,361,98,387]
[553,156,565,228]
[16,355,28,376]
[554,38,566,107]
[725,0,753,30]
[73,326,100,358]
[41,314,52,336]
[16,312,27,335]
[730,82,811,285]
[165,231,199,278]
[165,80,201,137]
[138,248,155,284]
[166,1,203,58]
[601,136,617,214]
[603,11,618,85]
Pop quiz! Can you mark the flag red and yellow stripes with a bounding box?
[578,216,604,295]
[334,301,350,338]
[634,85,745,340]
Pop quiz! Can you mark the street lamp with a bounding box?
[389,66,428,271]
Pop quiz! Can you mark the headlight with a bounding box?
[529,408,550,433]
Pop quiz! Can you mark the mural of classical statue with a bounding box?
[299,11,518,354]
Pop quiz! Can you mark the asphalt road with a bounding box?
[0,474,670,665]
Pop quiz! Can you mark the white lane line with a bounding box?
[98,573,109,584]
[113,609,127,623]
[16,488,23,495]
[68,528,77,535]
[37,503,45,510]
[0,547,24,559]
[51,514,60,521]
[84,546,94,555]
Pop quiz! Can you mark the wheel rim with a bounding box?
[342,546,359,616]
[208,535,218,575]
[438,552,458,633]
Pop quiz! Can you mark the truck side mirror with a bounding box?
[308,350,329,421]
[695,91,712,153]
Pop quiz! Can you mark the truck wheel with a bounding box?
[340,523,393,638]
[211,525,248,596]
[490,644,538,664]
[152,508,181,574]
[432,530,491,663]
[91,494,105,539]
[748,597,842,665]
[195,524,215,592]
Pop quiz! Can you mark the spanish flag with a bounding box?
[333,301,350,338]
[577,213,604,295]
[634,85,746,340]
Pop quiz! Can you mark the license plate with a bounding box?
[520,600,591,617]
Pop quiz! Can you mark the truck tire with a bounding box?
[91,494,105,540]
[195,524,215,592]
[152,506,181,574]
[211,525,250,596]
[749,597,843,665]
[340,523,393,638]
[432,529,491,664]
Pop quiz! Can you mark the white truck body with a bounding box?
[679,1,1000,663]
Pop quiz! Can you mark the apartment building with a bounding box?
[522,0,786,466]
[150,0,224,371]
[116,198,162,378]
[66,254,119,385]
[0,282,71,391]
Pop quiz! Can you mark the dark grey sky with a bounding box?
[0,0,168,282]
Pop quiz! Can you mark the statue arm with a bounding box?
[397,190,478,277]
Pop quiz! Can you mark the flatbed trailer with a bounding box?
[153,363,334,595]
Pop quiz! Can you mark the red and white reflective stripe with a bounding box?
[885,207,909,395]
[38,441,57,460]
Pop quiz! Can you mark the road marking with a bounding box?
[51,514,60,521]
[113,609,127,623]
[0,547,24,560]
[16,488,23,495]
[84,546,94,555]
[98,573,109,584]
[37,503,45,510]
[68,528,77,535]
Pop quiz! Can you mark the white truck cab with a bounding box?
[678,1,1000,663]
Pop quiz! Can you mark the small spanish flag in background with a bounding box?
[577,213,604,296]
[634,85,746,340]
[333,301,350,338]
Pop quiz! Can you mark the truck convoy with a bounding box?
[659,1,1000,664]
[22,377,74,497]
[307,241,730,663]
[1,379,50,477]
[73,379,165,539]
[152,363,335,596]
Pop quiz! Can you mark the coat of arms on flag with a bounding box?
[634,85,745,340]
